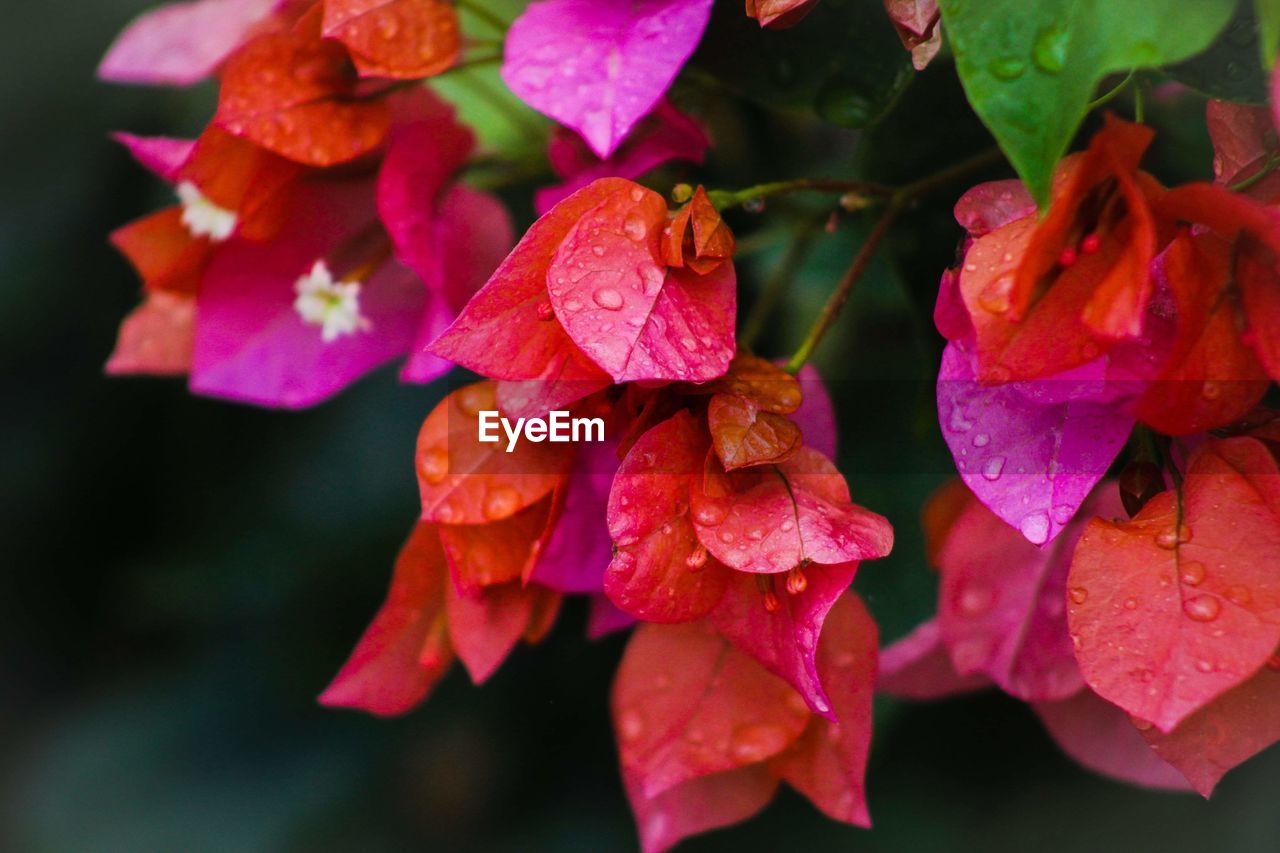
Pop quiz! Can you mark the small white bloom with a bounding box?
[176,181,238,242]
[293,260,370,343]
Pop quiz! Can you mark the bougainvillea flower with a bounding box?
[1032,689,1192,791]
[502,0,715,159]
[882,0,941,70]
[932,484,1126,702]
[614,592,876,852]
[432,177,736,410]
[1140,660,1280,796]
[536,100,709,214]
[661,186,736,275]
[789,364,838,460]
[98,0,299,86]
[1068,437,1280,733]
[214,5,392,167]
[322,0,459,79]
[962,118,1165,382]
[689,353,805,470]
[606,409,888,714]
[109,128,303,300]
[745,0,820,29]
[416,383,574,526]
[320,520,560,715]
[937,339,1135,544]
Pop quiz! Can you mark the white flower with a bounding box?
[293,260,370,343]
[176,181,237,242]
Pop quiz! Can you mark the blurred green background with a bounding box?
[2,1,1278,851]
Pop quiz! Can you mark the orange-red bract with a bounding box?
[106,290,196,376]
[1067,437,1280,732]
[1141,660,1280,796]
[613,591,877,852]
[662,185,735,275]
[322,0,460,79]
[215,7,391,167]
[605,411,730,623]
[416,382,573,525]
[319,521,453,716]
[1133,231,1270,435]
[110,207,209,295]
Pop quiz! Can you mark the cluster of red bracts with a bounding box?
[324,326,894,849]
[914,108,1280,800]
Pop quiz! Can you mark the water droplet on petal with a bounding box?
[981,456,1006,481]
[957,580,995,616]
[1184,594,1222,623]
[619,708,644,741]
[483,486,521,520]
[1068,586,1088,605]
[419,447,448,484]
[1020,511,1051,545]
[972,433,990,448]
[730,723,791,762]
[693,502,728,526]
[593,287,624,310]
[1179,561,1206,587]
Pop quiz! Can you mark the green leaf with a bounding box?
[693,0,913,130]
[939,0,1237,207]
[1257,0,1280,68]
[1166,3,1269,104]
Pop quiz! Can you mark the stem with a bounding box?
[707,178,894,211]
[1231,154,1280,192]
[784,147,1005,372]
[1133,81,1146,124]
[741,225,818,350]
[456,0,511,34]
[785,202,903,373]
[1087,70,1135,111]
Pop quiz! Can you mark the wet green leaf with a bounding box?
[940,0,1236,206]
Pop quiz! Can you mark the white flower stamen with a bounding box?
[293,260,370,343]
[176,181,237,242]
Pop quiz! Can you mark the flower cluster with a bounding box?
[97,0,1280,848]
[913,108,1280,796]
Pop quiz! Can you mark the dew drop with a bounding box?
[1032,24,1068,73]
[1179,560,1206,587]
[536,301,555,321]
[419,447,449,484]
[972,433,991,448]
[981,456,1006,481]
[1020,511,1051,545]
[988,56,1027,80]
[1225,585,1252,606]
[957,580,995,616]
[730,723,791,762]
[591,244,605,257]
[1123,597,1139,611]
[1183,594,1222,623]
[456,385,488,416]
[1051,504,1075,524]
[618,708,644,741]
[693,502,728,526]
[685,545,708,572]
[483,486,521,520]
[593,287,624,310]
[1068,586,1088,605]
[620,218,647,245]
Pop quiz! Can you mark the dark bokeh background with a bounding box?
[2,2,1278,851]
